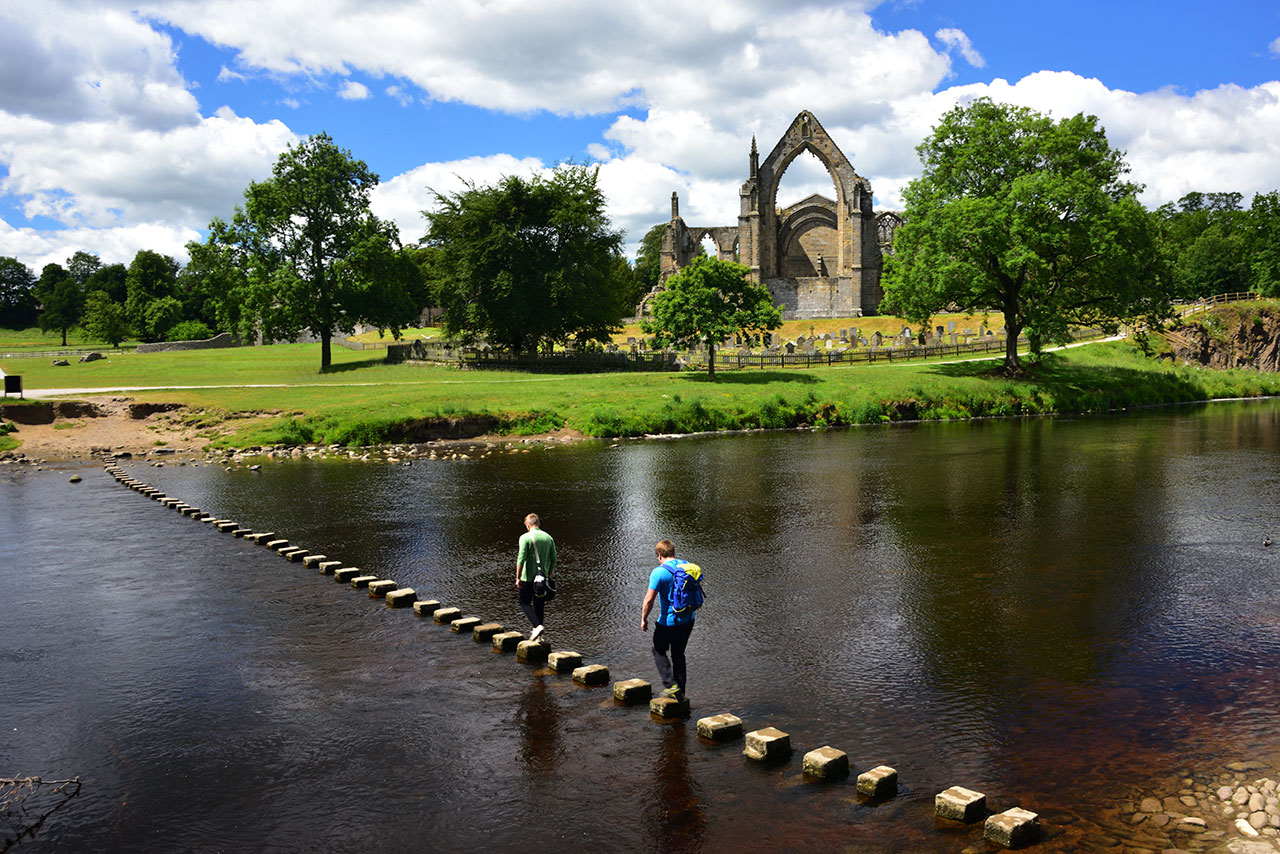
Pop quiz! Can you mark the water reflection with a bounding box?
[4,400,1280,852]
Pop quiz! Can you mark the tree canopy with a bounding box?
[640,255,781,380]
[882,98,1171,373]
[195,132,423,370]
[125,250,180,342]
[0,256,38,329]
[35,263,82,346]
[423,165,632,352]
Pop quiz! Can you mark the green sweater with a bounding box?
[517,528,556,582]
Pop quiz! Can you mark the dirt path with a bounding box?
[2,397,211,462]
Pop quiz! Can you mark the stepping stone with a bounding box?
[318,560,342,575]
[216,521,238,532]
[802,746,848,779]
[367,579,397,597]
[744,727,791,761]
[516,640,550,662]
[572,664,610,686]
[412,600,442,616]
[349,575,378,589]
[697,713,743,742]
[433,607,461,623]
[492,631,523,651]
[650,697,690,719]
[857,765,898,798]
[984,807,1040,848]
[936,786,986,822]
[302,554,326,567]
[472,622,503,640]
[614,679,652,704]
[231,529,252,538]
[547,651,583,673]
[333,567,362,583]
[247,532,275,543]
[450,617,481,633]
[385,588,416,607]
[279,548,306,560]
[265,539,290,551]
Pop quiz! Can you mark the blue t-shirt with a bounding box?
[648,559,694,627]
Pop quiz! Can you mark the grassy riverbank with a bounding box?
[6,335,1280,450]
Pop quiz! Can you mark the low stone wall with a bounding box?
[136,332,235,353]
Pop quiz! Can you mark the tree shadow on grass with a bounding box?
[922,351,1214,405]
[319,355,386,375]
[674,370,820,386]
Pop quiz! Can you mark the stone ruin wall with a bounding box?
[641,111,904,320]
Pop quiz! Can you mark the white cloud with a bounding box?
[0,220,202,271]
[5,0,1280,271]
[337,80,369,100]
[935,28,985,69]
[371,154,549,244]
[1270,36,1280,58]
[0,106,296,229]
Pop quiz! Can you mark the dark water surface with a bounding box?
[4,401,1280,852]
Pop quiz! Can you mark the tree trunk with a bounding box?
[707,341,716,380]
[61,327,67,347]
[320,328,331,371]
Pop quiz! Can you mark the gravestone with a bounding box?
[936,325,945,339]
[947,321,955,333]
[872,331,883,347]
[785,342,795,354]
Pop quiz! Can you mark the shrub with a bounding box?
[167,320,215,341]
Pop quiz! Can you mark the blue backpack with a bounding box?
[667,559,705,615]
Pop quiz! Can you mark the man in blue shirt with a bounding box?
[640,539,694,700]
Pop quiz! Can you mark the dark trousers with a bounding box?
[652,620,694,691]
[517,581,544,628]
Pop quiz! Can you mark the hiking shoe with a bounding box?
[530,625,544,642]
[661,685,684,701]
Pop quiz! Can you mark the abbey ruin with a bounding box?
[642,111,902,319]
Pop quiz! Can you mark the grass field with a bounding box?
[5,326,1279,449]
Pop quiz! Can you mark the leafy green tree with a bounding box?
[200,132,424,369]
[633,223,666,300]
[85,263,128,303]
[80,290,130,346]
[66,251,102,289]
[882,98,1171,373]
[640,255,781,380]
[125,250,179,342]
[143,295,184,341]
[183,216,254,340]
[34,263,83,345]
[424,165,631,352]
[1247,191,1280,296]
[0,256,39,328]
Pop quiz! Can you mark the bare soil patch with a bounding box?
[2,397,210,461]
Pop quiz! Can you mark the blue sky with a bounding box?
[2,0,1280,270]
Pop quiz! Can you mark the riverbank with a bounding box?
[5,337,1280,460]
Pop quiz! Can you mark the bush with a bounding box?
[167,320,215,342]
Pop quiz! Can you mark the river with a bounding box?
[3,400,1280,852]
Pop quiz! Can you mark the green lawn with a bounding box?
[5,333,1279,448]
[0,327,137,351]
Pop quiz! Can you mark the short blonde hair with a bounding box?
[655,539,675,558]
[525,513,540,527]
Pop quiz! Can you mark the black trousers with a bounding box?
[651,620,694,691]
[517,581,544,628]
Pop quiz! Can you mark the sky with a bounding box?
[3,0,1280,272]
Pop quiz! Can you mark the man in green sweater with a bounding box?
[516,513,556,642]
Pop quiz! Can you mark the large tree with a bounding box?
[640,255,781,380]
[882,98,1171,373]
[124,250,179,342]
[34,263,83,345]
[81,290,130,346]
[205,132,423,369]
[0,256,39,329]
[424,165,631,352]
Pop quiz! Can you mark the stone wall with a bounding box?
[136,332,235,353]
